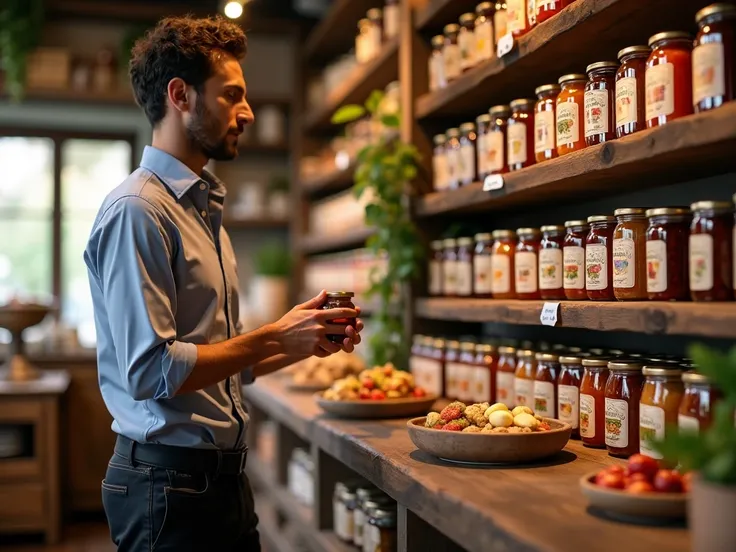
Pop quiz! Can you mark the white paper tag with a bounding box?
[483,174,504,191]
[540,302,560,326]
[497,33,515,58]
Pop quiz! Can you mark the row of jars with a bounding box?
[333,480,397,551]
[432,4,736,191]
[429,199,736,302]
[355,1,400,64]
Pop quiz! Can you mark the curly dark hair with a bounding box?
[129,15,247,126]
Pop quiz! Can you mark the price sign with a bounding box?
[540,302,560,327]
[497,33,515,58]
[483,174,504,192]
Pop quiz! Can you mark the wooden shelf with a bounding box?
[415,104,736,217]
[300,226,374,255]
[224,218,289,230]
[415,0,477,34]
[301,165,355,196]
[254,495,300,552]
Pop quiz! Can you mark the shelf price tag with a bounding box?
[497,33,515,58]
[483,174,504,192]
[540,302,560,327]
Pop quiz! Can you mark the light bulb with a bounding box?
[224,1,243,19]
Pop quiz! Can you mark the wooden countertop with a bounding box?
[243,375,688,552]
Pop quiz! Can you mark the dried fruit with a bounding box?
[462,425,483,433]
[511,406,534,417]
[425,412,442,428]
[513,413,540,429]
[464,404,488,428]
[488,410,513,428]
[443,417,469,431]
[484,403,509,418]
[440,401,467,421]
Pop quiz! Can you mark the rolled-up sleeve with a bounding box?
[234,318,255,385]
[87,196,197,401]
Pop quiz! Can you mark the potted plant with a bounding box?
[653,343,736,552]
[0,0,43,101]
[267,173,290,220]
[249,242,291,324]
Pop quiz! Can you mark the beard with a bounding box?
[186,96,239,161]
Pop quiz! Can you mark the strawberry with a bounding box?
[370,389,386,400]
[439,401,466,421]
[412,387,427,398]
[359,388,371,400]
[362,378,375,390]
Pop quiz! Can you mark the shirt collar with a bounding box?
[140,145,227,201]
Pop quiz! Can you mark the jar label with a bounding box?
[429,260,442,295]
[612,237,636,289]
[563,245,585,290]
[476,133,487,178]
[580,393,595,438]
[556,101,580,147]
[353,508,365,545]
[584,89,609,137]
[446,146,460,187]
[486,130,505,173]
[494,10,508,44]
[474,255,494,294]
[432,152,448,190]
[689,234,713,292]
[507,122,527,166]
[585,243,608,290]
[678,413,700,435]
[646,239,668,294]
[515,251,538,293]
[475,20,494,62]
[473,366,491,403]
[534,381,555,417]
[459,29,476,71]
[639,404,665,459]
[456,260,473,296]
[534,110,556,154]
[537,0,557,9]
[496,371,515,404]
[410,356,442,397]
[444,43,462,81]
[443,259,458,295]
[445,362,458,398]
[506,0,526,33]
[491,253,511,294]
[384,4,400,40]
[460,143,476,183]
[558,384,579,429]
[527,0,537,26]
[539,248,563,290]
[645,62,675,122]
[605,397,629,449]
[615,76,638,128]
[430,53,445,91]
[693,42,725,104]
[514,377,533,407]
[456,363,473,402]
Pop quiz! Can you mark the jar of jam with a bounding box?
[604,360,644,458]
[506,0,528,37]
[639,366,684,459]
[645,207,691,301]
[432,133,448,191]
[474,343,497,403]
[584,61,619,146]
[580,358,610,448]
[491,229,516,298]
[458,122,477,186]
[474,232,494,297]
[534,352,559,418]
[444,340,461,399]
[429,240,444,296]
[514,349,536,407]
[534,84,560,162]
[556,73,587,156]
[613,208,648,300]
[679,371,722,433]
[694,4,736,113]
[429,35,446,91]
[646,31,694,128]
[586,215,616,300]
[414,337,445,398]
[515,227,541,299]
[443,24,462,83]
[475,2,495,63]
[445,128,461,189]
[488,105,511,175]
[615,45,650,138]
[458,341,477,403]
[383,0,399,40]
[356,495,393,549]
[507,99,535,171]
[536,0,569,24]
[366,507,397,552]
[459,12,477,72]
[456,237,474,297]
[322,292,357,343]
[356,18,371,64]
[494,2,508,44]
[563,219,589,299]
[476,114,492,180]
[496,345,517,404]
[690,200,734,301]
[558,354,585,438]
[539,224,565,300]
[442,238,458,296]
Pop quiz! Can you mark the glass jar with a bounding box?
[456,237,474,297]
[474,232,494,297]
[443,24,462,83]
[563,219,589,299]
[494,2,508,44]
[534,352,559,418]
[679,371,722,433]
[356,495,393,548]
[496,345,517,404]
[458,122,477,186]
[432,133,448,191]
[558,354,585,438]
[694,4,736,112]
[428,239,444,296]
[646,31,694,128]
[690,200,734,301]
[514,349,536,407]
[645,207,691,301]
[584,61,619,146]
[442,238,458,296]
[491,229,516,298]
[613,208,648,300]
[536,0,569,24]
[366,9,383,60]
[366,507,397,552]
[411,336,445,398]
[488,105,511,175]
[534,84,560,162]
[383,0,400,40]
[507,99,535,171]
[586,215,616,300]
[429,35,446,91]
[445,128,461,189]
[343,487,359,541]
[444,340,461,399]
[506,0,528,37]
[639,366,684,459]
[475,2,495,63]
[556,73,587,156]
[431,338,446,398]
[476,114,492,180]
[616,45,650,138]
[515,227,541,299]
[322,292,356,343]
[604,360,644,458]
[580,358,610,448]
[475,343,498,403]
[458,341,477,403]
[539,225,565,300]
[459,12,477,72]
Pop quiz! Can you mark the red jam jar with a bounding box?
[584,61,619,146]
[507,99,535,171]
[487,105,511,175]
[534,84,560,163]
[556,73,587,156]
[645,207,691,301]
[539,225,565,300]
[322,291,356,343]
[563,219,589,300]
[689,200,734,301]
[694,3,736,113]
[604,360,644,458]
[474,343,498,403]
[679,370,723,433]
[558,354,586,439]
[580,358,610,448]
[442,238,458,297]
[491,229,516,299]
[585,215,616,300]
[645,31,694,128]
[616,45,650,138]
[496,345,517,404]
[515,227,541,300]
[534,352,559,418]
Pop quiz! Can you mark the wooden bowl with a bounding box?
[579,471,687,520]
[314,393,439,419]
[406,416,571,464]
[285,381,331,393]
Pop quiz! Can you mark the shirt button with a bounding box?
[201,210,207,218]
[199,183,206,191]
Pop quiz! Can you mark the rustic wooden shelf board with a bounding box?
[301,166,355,196]
[300,226,374,255]
[414,0,477,34]
[415,103,736,217]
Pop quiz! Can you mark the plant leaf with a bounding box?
[331,104,366,125]
[380,114,400,128]
[365,90,385,114]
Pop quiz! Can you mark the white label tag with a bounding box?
[483,174,504,191]
[540,302,560,326]
[496,33,514,58]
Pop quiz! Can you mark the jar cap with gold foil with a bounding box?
[582,358,611,368]
[489,105,512,116]
[617,45,651,60]
[608,360,644,371]
[536,352,559,362]
[433,338,446,348]
[446,127,460,138]
[460,341,477,351]
[558,73,586,84]
[682,371,711,384]
[492,229,516,239]
[326,291,355,297]
[586,61,619,73]
[443,238,457,247]
[459,122,476,133]
[431,35,445,47]
[559,355,586,365]
[433,133,446,145]
[446,339,461,349]
[642,366,685,377]
[430,239,444,249]
[476,113,492,125]
[476,343,495,353]
[648,31,693,46]
[459,12,476,25]
[444,23,460,34]
[540,225,565,234]
[565,219,589,228]
[476,1,494,12]
[516,349,536,358]
[534,84,561,96]
[475,232,493,241]
[614,207,646,217]
[646,207,691,217]
[498,346,517,354]
[516,227,541,236]
[509,98,535,109]
[457,237,474,246]
[696,3,736,24]
[587,215,616,223]
[690,200,734,213]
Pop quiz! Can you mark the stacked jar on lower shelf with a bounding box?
[334,480,397,551]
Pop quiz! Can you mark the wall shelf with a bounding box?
[414,0,477,34]
[299,226,374,256]
[301,165,355,197]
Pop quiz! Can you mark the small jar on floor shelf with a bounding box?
[678,370,723,434]
[514,349,537,408]
[515,227,541,299]
[534,352,559,418]
[639,365,684,460]
[496,345,517,404]
[558,354,586,439]
[580,358,610,448]
[689,200,734,301]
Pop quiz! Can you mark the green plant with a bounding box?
[331,90,423,369]
[653,343,736,485]
[254,242,291,277]
[0,0,44,101]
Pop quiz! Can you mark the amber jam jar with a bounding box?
[613,208,648,301]
[639,366,685,460]
[322,292,356,343]
[494,2,508,44]
[556,73,587,156]
[445,128,461,189]
[459,12,477,73]
[586,215,616,300]
[539,225,565,300]
[476,114,492,181]
[475,2,495,64]
[646,31,694,128]
[458,122,477,186]
[442,238,458,297]
[429,239,444,296]
[474,343,498,403]
[694,4,736,113]
[506,0,529,37]
[458,341,477,403]
[616,45,650,138]
[429,35,446,91]
[580,358,610,448]
[496,345,517,404]
[534,352,559,418]
[488,105,511,175]
[507,99,535,171]
[584,61,619,146]
[689,200,734,301]
[534,84,560,163]
[432,133,448,191]
[563,219,589,299]
[558,354,585,438]
[443,24,462,83]
[604,360,644,458]
[679,371,723,434]
[645,207,691,301]
[514,349,536,408]
[474,232,494,298]
[444,340,461,399]
[491,229,516,298]
[515,227,541,299]
[456,237,475,297]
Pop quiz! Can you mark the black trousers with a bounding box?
[101,449,260,551]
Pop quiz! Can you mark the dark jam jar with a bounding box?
[515,227,542,300]
[694,4,736,113]
[584,61,619,146]
[689,201,734,301]
[616,45,650,138]
[646,32,694,127]
[563,219,589,300]
[645,207,691,301]
[507,99,535,172]
[539,225,565,300]
[322,292,356,343]
[585,215,617,300]
[604,360,644,458]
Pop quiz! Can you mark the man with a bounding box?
[84,15,362,551]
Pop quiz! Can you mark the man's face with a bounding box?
[185,53,254,161]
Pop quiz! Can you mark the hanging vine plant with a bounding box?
[0,0,44,101]
[332,90,424,369]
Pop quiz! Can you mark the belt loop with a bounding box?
[213,449,223,481]
[127,439,137,467]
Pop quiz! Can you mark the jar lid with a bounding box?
[642,366,685,377]
[682,371,711,384]
[516,349,535,358]
[609,348,627,356]
[648,31,693,46]
[457,236,474,246]
[433,133,447,145]
[460,122,476,133]
[558,73,586,84]
[476,113,492,125]
[498,346,517,354]
[412,334,424,343]
[369,508,397,528]
[645,207,691,217]
[613,207,646,217]
[358,18,370,27]
[559,355,586,365]
[582,358,611,368]
[367,7,382,19]
[564,219,589,228]
[446,127,460,138]
[431,35,445,47]
[460,341,476,351]
[492,229,516,239]
[327,291,355,297]
[356,486,382,499]
[460,12,476,24]
[536,352,559,362]
[691,200,733,212]
[475,232,493,241]
[362,496,394,510]
[446,339,460,349]
[617,45,651,60]
[540,224,565,234]
[489,104,512,116]
[477,1,494,12]
[509,98,535,109]
[586,61,619,73]
[476,343,495,353]
[430,239,444,249]
[588,348,605,356]
[608,360,644,371]
[587,215,616,223]
[444,23,460,34]
[443,238,457,246]
[433,338,446,348]
[534,83,561,96]
[516,227,541,236]
[696,3,736,23]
